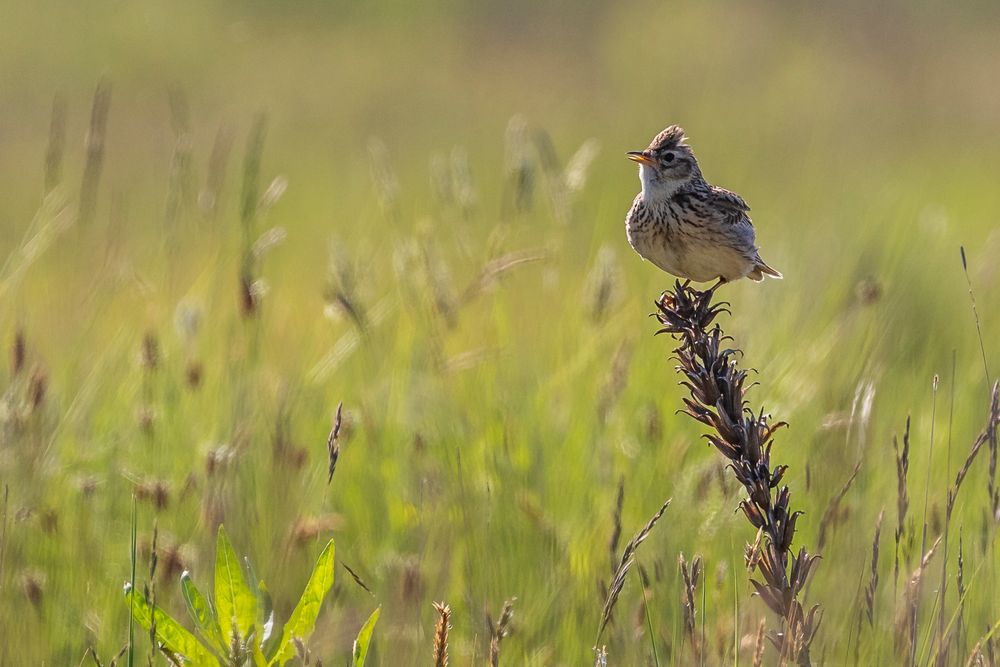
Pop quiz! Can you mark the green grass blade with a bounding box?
[127,496,137,667]
[352,606,381,667]
[181,571,226,654]
[268,539,335,666]
[125,587,220,666]
[214,525,257,649]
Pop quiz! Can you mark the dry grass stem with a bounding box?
[596,497,671,644]
[679,552,703,660]
[865,509,885,626]
[959,246,991,391]
[894,418,911,590]
[596,340,634,424]
[947,383,999,518]
[609,477,624,577]
[326,402,343,484]
[44,95,66,195]
[489,597,516,666]
[957,531,966,654]
[459,249,547,306]
[79,79,111,227]
[432,601,451,667]
[199,122,234,217]
[753,618,767,667]
[341,561,374,597]
[817,459,863,551]
[895,534,943,662]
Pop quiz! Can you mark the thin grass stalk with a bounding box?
[850,563,865,666]
[894,418,911,592]
[700,569,706,667]
[946,383,998,521]
[679,552,702,662]
[635,563,660,667]
[79,79,111,227]
[816,459,863,551]
[654,282,819,665]
[914,375,941,666]
[326,402,342,484]
[865,509,885,626]
[127,496,136,667]
[966,617,1000,667]
[609,477,624,577]
[501,115,534,216]
[0,484,8,592]
[854,508,885,663]
[145,523,159,664]
[927,384,999,667]
[488,598,515,666]
[200,122,234,219]
[959,247,990,393]
[922,375,940,559]
[11,330,26,377]
[896,536,943,664]
[752,618,766,667]
[44,95,66,196]
[938,352,958,665]
[958,531,966,655]
[596,498,671,644]
[164,88,193,231]
[239,114,267,318]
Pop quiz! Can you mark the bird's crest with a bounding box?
[648,125,688,152]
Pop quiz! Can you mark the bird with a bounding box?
[624,125,781,284]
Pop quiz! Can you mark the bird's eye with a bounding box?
[663,152,675,163]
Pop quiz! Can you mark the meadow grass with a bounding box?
[2,1,1000,664]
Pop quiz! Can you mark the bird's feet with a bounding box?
[708,277,728,294]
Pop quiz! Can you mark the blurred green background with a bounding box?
[2,0,1000,664]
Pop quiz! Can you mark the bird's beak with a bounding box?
[626,151,654,166]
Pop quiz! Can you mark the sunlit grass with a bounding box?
[2,2,1000,664]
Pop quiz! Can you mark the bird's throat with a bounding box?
[639,166,682,203]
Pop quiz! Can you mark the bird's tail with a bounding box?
[747,259,782,282]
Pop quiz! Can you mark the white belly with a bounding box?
[628,223,752,283]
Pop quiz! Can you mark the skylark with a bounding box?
[625,125,781,284]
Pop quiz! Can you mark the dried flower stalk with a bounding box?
[654,282,819,665]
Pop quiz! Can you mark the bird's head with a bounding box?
[627,125,700,199]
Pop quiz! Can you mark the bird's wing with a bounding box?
[708,185,750,212]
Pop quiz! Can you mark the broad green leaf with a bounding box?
[181,571,226,655]
[352,606,381,667]
[214,525,258,648]
[268,539,335,666]
[125,587,220,666]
